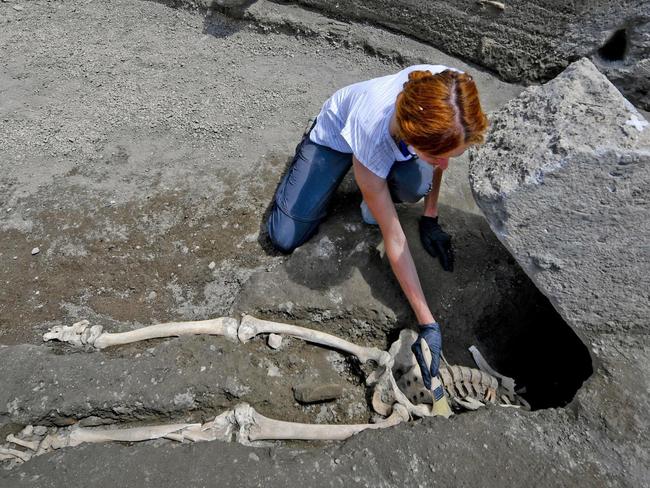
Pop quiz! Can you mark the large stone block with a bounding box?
[469,58,649,338]
[468,60,650,478]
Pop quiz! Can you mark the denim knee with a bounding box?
[388,159,434,203]
[267,205,319,253]
[391,183,430,203]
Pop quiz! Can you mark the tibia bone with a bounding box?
[235,402,409,442]
[55,422,203,448]
[237,315,390,365]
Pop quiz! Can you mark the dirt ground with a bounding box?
[1,0,584,412]
[1,0,388,344]
[0,0,518,346]
[3,1,643,487]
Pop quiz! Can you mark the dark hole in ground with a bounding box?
[598,28,628,61]
[473,281,593,410]
[272,198,594,412]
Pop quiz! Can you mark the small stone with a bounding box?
[244,231,259,243]
[293,382,344,404]
[208,261,216,269]
[267,333,283,349]
[13,5,23,11]
[267,364,281,377]
[31,247,40,255]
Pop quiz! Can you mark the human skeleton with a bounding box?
[1,315,526,465]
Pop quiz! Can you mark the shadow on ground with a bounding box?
[239,179,593,409]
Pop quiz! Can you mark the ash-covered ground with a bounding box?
[0,0,515,345]
[2,1,643,487]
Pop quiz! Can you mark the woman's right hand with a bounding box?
[411,322,444,400]
[352,155,436,326]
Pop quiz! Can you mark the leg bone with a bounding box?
[238,315,390,365]
[59,422,203,448]
[235,403,408,442]
[6,434,39,451]
[44,317,240,349]
[0,447,32,463]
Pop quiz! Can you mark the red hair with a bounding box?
[395,69,488,155]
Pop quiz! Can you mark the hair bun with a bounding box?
[407,70,434,82]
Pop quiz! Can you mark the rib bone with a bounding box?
[43,317,240,349]
[469,345,517,401]
[238,315,390,366]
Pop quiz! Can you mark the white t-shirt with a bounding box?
[309,64,455,179]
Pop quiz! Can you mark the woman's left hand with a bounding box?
[419,216,454,271]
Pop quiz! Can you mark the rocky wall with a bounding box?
[269,0,649,110]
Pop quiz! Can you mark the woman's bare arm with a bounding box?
[352,156,435,325]
[423,163,445,217]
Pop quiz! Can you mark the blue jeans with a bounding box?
[267,128,433,253]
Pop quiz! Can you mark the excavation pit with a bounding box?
[0,0,589,430]
[1,0,645,486]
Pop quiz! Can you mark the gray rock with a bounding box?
[212,0,258,18]
[469,57,649,481]
[469,57,649,338]
[293,382,343,403]
[271,0,650,110]
[0,336,361,426]
[0,337,249,425]
[267,333,283,349]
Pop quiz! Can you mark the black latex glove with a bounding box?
[419,216,454,272]
[411,322,444,401]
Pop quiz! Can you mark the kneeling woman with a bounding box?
[266,65,488,395]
